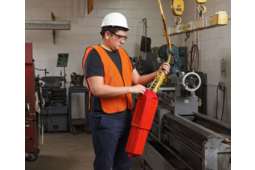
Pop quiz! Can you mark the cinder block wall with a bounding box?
[178,0,231,124]
[25,0,178,118]
[26,0,231,124]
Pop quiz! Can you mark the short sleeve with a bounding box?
[84,49,104,78]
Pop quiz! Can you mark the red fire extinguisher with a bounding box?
[125,89,159,158]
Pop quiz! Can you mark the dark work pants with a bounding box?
[89,114,133,170]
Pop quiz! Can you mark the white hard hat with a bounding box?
[101,12,131,30]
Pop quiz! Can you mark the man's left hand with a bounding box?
[158,62,170,75]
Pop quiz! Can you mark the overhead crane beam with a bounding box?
[166,11,228,36]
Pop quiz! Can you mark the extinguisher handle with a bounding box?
[128,153,137,158]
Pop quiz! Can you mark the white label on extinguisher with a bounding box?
[221,59,226,77]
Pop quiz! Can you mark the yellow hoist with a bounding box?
[170,0,208,25]
[171,0,184,25]
[196,0,207,18]
[152,0,213,93]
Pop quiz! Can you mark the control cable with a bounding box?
[216,82,226,121]
[220,87,226,121]
[186,44,199,72]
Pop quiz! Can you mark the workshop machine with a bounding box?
[70,72,84,87]
[132,51,231,169]
[141,71,231,170]
[132,53,231,169]
[38,54,69,132]
[130,0,230,169]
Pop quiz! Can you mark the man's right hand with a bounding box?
[130,84,146,95]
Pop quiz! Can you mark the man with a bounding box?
[82,12,170,170]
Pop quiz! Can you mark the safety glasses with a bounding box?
[109,31,128,41]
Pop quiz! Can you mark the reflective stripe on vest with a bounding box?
[82,46,133,114]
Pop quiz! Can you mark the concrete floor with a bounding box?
[25,132,142,170]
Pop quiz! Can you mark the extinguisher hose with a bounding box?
[128,153,137,158]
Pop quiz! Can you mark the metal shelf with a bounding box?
[25,20,71,30]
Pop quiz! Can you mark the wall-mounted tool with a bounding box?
[186,43,200,72]
[140,18,151,54]
[221,59,226,77]
[51,12,56,44]
[87,0,93,14]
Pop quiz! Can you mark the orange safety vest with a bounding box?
[82,46,133,114]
